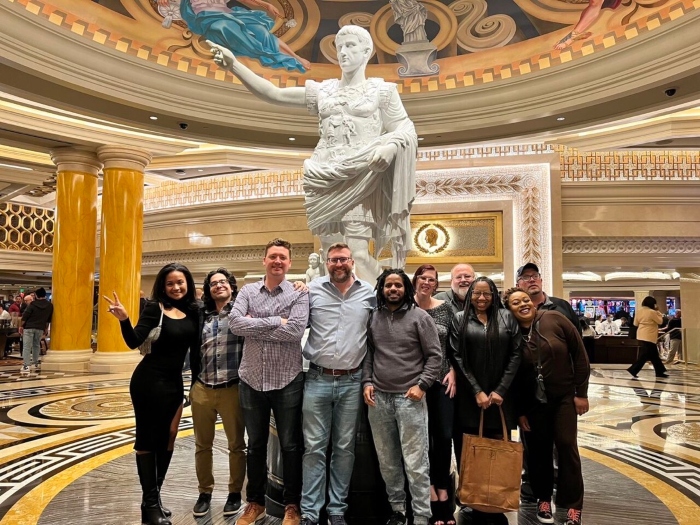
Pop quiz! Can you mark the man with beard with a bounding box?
[434,263,475,315]
[516,263,580,334]
[300,243,375,525]
[363,269,441,525]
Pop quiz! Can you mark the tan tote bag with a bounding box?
[458,406,523,513]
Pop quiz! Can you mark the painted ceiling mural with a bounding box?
[20,0,694,90]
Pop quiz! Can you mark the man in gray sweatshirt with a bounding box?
[362,269,442,525]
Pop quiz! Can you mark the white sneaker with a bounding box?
[20,365,30,373]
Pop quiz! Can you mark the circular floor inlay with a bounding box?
[666,422,700,446]
[39,394,134,420]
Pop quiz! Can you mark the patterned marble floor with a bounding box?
[0,363,697,525]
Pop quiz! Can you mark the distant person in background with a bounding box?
[20,294,33,315]
[0,305,10,321]
[20,288,53,373]
[598,315,619,336]
[8,296,21,316]
[664,310,682,364]
[627,296,667,379]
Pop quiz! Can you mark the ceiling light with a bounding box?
[0,162,33,171]
[149,116,158,120]
[288,137,296,141]
[418,137,425,141]
[556,117,565,121]
[198,169,204,172]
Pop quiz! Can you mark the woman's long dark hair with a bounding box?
[641,296,657,309]
[375,268,417,310]
[151,263,198,311]
[459,276,503,362]
[202,268,238,311]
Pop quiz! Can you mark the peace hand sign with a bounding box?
[102,291,129,321]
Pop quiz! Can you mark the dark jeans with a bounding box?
[629,340,666,377]
[426,382,454,489]
[239,373,304,506]
[522,394,584,510]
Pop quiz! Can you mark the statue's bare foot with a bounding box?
[298,57,312,71]
[554,30,592,50]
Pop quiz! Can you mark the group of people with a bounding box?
[1,289,53,372]
[105,244,590,525]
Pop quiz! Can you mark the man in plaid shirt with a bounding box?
[190,268,246,518]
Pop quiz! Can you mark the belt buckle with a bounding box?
[329,368,342,376]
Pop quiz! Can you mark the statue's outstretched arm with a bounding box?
[207,40,306,108]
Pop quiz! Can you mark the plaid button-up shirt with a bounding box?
[229,278,309,391]
[197,302,244,387]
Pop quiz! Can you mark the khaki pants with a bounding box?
[190,381,246,494]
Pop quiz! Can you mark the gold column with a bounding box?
[42,149,101,372]
[91,145,152,373]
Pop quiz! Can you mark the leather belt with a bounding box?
[309,362,360,377]
[198,378,239,390]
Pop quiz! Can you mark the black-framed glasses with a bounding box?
[518,274,540,282]
[209,279,229,288]
[473,291,493,298]
[327,257,352,264]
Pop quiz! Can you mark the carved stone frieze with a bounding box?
[563,237,700,254]
[142,244,315,268]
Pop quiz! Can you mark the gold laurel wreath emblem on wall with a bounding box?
[414,223,450,255]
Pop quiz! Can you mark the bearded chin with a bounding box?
[454,287,468,300]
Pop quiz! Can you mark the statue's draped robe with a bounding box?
[304,78,418,267]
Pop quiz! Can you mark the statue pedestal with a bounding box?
[396,41,439,77]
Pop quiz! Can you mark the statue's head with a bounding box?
[308,252,320,268]
[335,25,373,69]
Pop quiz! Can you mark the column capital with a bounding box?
[97,145,152,172]
[50,147,102,176]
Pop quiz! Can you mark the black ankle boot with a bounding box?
[136,453,172,525]
[156,450,173,517]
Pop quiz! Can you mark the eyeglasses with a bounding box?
[517,274,540,282]
[327,257,352,264]
[473,291,493,298]
[417,275,437,284]
[209,279,229,288]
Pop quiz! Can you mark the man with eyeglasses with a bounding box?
[434,263,475,315]
[516,263,580,334]
[189,268,246,518]
[300,243,375,525]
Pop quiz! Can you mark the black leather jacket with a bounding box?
[449,308,522,431]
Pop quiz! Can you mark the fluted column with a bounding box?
[91,145,152,373]
[42,148,101,372]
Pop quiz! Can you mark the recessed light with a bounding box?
[556,117,565,121]
[198,169,204,172]
[149,116,158,120]
[288,137,296,141]
[418,137,424,141]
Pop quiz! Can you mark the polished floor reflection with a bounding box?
[0,362,697,525]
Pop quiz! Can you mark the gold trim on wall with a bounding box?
[404,212,503,265]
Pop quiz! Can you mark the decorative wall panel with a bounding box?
[0,203,54,252]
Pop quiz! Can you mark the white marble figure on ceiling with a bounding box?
[390,0,429,43]
[208,25,418,282]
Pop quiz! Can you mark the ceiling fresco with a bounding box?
[11,0,699,92]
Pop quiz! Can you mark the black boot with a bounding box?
[136,453,172,525]
[156,450,173,517]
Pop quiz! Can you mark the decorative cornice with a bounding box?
[142,244,315,268]
[563,237,700,254]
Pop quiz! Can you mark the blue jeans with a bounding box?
[368,390,430,525]
[22,328,43,367]
[301,368,362,521]
[239,373,304,506]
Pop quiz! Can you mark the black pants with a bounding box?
[629,340,666,377]
[521,394,584,510]
[239,374,304,506]
[426,382,454,490]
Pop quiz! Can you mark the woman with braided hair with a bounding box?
[503,287,590,525]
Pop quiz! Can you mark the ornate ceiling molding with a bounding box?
[563,237,700,255]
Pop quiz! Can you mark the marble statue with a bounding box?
[391,0,428,43]
[208,25,418,281]
[305,252,324,283]
[390,0,439,77]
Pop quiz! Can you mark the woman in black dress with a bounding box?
[104,263,199,525]
[448,277,522,525]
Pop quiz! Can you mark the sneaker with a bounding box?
[223,492,242,516]
[564,508,582,525]
[237,502,266,525]
[20,365,29,373]
[328,516,346,525]
[386,511,407,525]
[192,492,211,517]
[282,504,301,525]
[300,517,318,525]
[536,500,554,524]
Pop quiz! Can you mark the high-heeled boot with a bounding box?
[136,453,172,525]
[156,450,173,517]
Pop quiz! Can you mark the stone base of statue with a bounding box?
[395,41,439,77]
